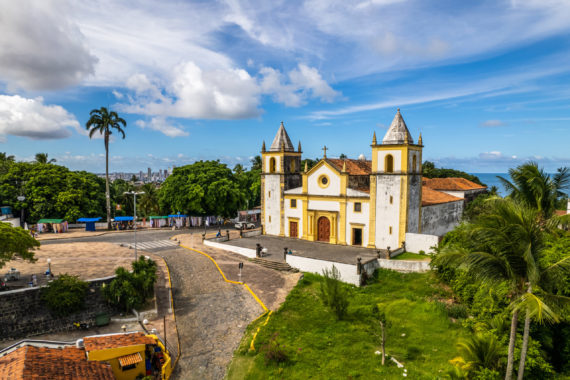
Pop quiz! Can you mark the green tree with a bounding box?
[86,107,127,229]
[111,179,135,216]
[138,183,160,217]
[0,152,15,175]
[319,266,350,320]
[41,274,89,316]
[498,162,570,220]
[0,222,39,269]
[372,304,389,365]
[103,257,157,312]
[250,155,262,171]
[450,333,503,377]
[301,158,319,172]
[422,160,485,186]
[34,153,56,164]
[158,160,244,217]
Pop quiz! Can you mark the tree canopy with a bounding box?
[0,222,39,269]
[422,161,485,186]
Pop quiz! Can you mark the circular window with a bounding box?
[318,174,330,188]
[321,177,328,185]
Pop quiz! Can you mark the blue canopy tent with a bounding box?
[113,216,134,230]
[168,214,189,228]
[114,216,134,221]
[77,217,102,231]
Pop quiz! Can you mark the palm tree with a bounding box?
[498,162,570,219]
[0,152,15,163]
[86,107,127,230]
[138,183,160,217]
[450,333,503,375]
[436,199,563,380]
[34,153,56,164]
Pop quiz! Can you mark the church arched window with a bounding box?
[290,160,296,173]
[412,155,417,173]
[385,154,394,173]
[269,157,276,173]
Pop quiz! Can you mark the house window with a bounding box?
[269,157,276,173]
[390,196,393,204]
[385,154,394,173]
[354,202,361,212]
[122,364,137,371]
[291,199,297,208]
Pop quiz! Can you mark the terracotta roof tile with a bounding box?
[423,177,486,191]
[422,186,463,206]
[0,345,114,380]
[555,210,568,216]
[327,158,372,175]
[84,332,155,352]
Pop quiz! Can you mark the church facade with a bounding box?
[260,110,471,251]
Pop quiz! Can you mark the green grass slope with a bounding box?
[227,269,468,379]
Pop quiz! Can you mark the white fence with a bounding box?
[377,259,430,272]
[405,233,440,254]
[203,240,257,258]
[285,255,361,286]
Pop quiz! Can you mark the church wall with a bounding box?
[284,198,303,237]
[308,165,341,196]
[406,174,421,233]
[375,175,401,249]
[421,201,463,236]
[264,155,280,172]
[308,200,340,212]
[264,175,282,235]
[377,150,402,172]
[346,201,369,246]
[408,150,421,172]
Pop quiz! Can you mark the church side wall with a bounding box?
[346,201,369,246]
[264,175,282,235]
[421,201,463,236]
[284,199,303,237]
[406,174,421,233]
[375,175,400,249]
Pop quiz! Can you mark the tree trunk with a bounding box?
[105,132,111,230]
[505,308,519,380]
[517,285,532,380]
[381,321,385,365]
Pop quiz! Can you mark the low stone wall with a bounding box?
[377,259,430,273]
[242,229,262,238]
[0,276,115,341]
[203,240,257,259]
[405,233,440,254]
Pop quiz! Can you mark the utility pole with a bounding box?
[124,191,144,260]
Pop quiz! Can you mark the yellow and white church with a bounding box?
[260,109,483,252]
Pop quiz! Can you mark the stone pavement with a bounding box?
[222,234,378,265]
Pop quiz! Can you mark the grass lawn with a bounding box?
[227,269,467,379]
[392,251,432,261]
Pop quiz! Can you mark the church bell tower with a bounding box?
[261,122,302,236]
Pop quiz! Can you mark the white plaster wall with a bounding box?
[377,150,402,172]
[204,240,257,258]
[3,218,20,227]
[377,258,430,272]
[405,232,439,254]
[284,199,303,237]
[421,201,463,236]
[408,150,421,173]
[286,255,361,286]
[264,155,280,172]
[346,201,369,246]
[441,190,465,199]
[375,175,400,249]
[308,165,340,196]
[264,175,281,235]
[308,200,340,212]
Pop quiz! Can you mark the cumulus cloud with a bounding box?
[480,119,507,127]
[0,95,80,140]
[0,0,97,90]
[135,117,188,137]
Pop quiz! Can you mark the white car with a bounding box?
[235,222,256,230]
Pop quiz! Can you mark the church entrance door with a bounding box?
[317,217,330,242]
[290,221,298,238]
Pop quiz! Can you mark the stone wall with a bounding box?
[421,201,463,236]
[0,276,115,341]
[405,232,440,254]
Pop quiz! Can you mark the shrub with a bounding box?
[418,250,426,255]
[447,304,468,319]
[319,265,349,320]
[262,332,289,365]
[406,345,421,360]
[104,257,157,312]
[41,274,89,316]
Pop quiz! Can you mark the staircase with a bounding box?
[251,258,298,272]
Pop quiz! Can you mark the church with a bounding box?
[260,109,484,252]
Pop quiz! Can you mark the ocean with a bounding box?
[469,173,509,196]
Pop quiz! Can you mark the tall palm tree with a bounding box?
[436,199,564,380]
[86,107,127,229]
[0,152,15,163]
[34,153,56,164]
[498,162,570,219]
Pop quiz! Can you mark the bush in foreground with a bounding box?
[41,274,89,316]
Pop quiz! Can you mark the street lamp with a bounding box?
[17,195,25,228]
[124,191,144,260]
[47,258,52,275]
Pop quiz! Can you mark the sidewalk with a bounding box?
[35,227,152,241]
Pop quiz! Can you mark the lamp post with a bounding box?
[47,258,51,275]
[17,195,25,228]
[124,191,144,260]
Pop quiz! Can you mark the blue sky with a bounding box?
[1,0,569,173]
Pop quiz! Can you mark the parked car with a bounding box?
[234,222,256,230]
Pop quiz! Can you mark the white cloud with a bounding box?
[480,120,507,127]
[0,0,96,90]
[135,117,188,137]
[0,95,80,140]
[112,90,124,99]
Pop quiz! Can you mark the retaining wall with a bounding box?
[203,240,257,259]
[377,259,430,272]
[405,233,440,254]
[0,276,115,341]
[285,255,361,286]
[242,229,262,238]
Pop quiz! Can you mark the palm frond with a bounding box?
[510,292,559,324]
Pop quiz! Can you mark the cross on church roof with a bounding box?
[322,145,328,158]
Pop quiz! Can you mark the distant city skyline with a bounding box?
[1,1,570,173]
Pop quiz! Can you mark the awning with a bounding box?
[168,214,188,218]
[150,216,168,219]
[37,219,65,224]
[114,216,134,222]
[118,352,143,367]
[77,217,102,222]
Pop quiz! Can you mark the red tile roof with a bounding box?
[84,332,156,352]
[423,177,486,191]
[0,345,114,380]
[422,186,463,206]
[555,210,568,216]
[327,158,372,175]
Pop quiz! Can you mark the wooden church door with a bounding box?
[290,221,298,238]
[317,217,330,242]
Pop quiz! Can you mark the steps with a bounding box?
[251,258,298,272]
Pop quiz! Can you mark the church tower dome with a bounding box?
[382,109,414,145]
